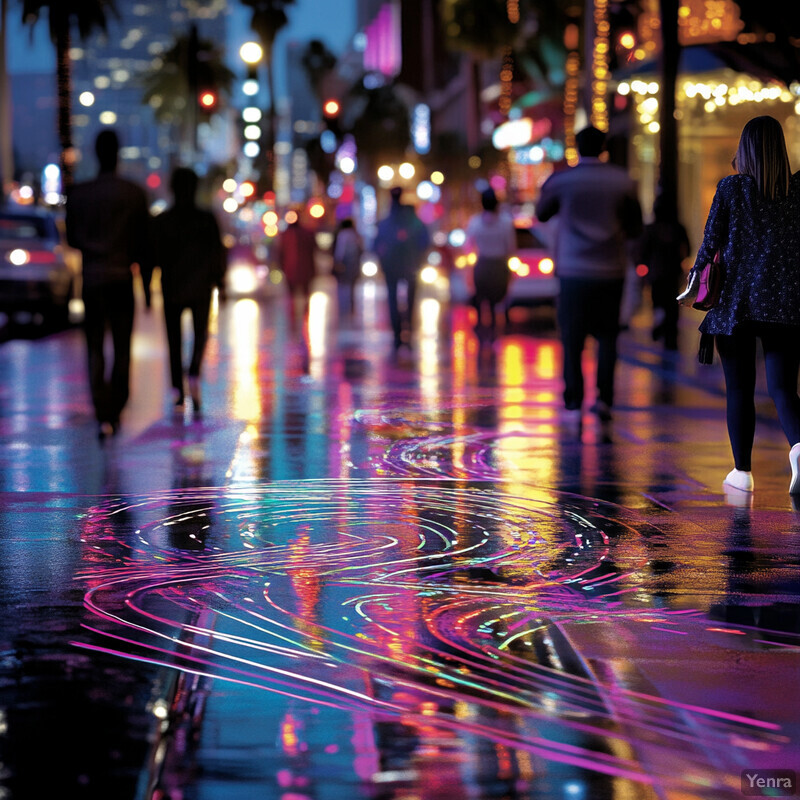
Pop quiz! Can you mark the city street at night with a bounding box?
[0,279,797,799]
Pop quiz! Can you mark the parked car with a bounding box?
[0,206,79,322]
[505,225,558,309]
[447,223,558,310]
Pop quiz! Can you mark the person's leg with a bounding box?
[591,278,624,409]
[557,278,587,410]
[385,276,402,346]
[163,301,185,400]
[108,280,135,423]
[650,276,678,347]
[82,286,109,423]
[188,294,211,411]
[716,329,757,472]
[349,279,357,318]
[405,273,417,337]
[760,327,800,446]
[188,293,211,379]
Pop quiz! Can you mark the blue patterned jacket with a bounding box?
[694,172,800,335]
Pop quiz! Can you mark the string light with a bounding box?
[590,0,610,132]
[499,47,514,116]
[563,24,581,166]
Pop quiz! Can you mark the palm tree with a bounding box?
[300,38,337,101]
[1,0,13,195]
[440,0,569,151]
[240,0,296,190]
[348,83,411,179]
[140,28,235,165]
[21,0,117,189]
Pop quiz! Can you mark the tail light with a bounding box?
[26,250,58,265]
[6,248,57,265]
[537,257,554,275]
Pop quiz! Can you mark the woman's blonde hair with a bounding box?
[734,115,790,200]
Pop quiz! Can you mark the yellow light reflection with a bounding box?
[418,298,441,410]
[308,290,329,360]
[230,299,262,422]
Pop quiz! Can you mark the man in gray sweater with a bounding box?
[536,126,642,422]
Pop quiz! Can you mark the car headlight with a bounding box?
[8,248,30,265]
[227,264,257,294]
[420,265,439,284]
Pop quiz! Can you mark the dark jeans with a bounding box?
[164,295,211,395]
[557,276,625,410]
[716,323,800,471]
[385,274,417,345]
[83,279,135,423]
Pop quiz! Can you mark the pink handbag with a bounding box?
[692,252,723,311]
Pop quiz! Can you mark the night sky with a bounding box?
[5,0,356,101]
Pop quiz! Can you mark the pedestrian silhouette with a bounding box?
[65,128,153,439]
[373,186,430,350]
[277,210,318,329]
[465,187,517,336]
[536,125,643,423]
[332,217,363,319]
[150,166,225,413]
[638,194,690,350]
[682,115,800,496]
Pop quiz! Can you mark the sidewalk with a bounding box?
[0,282,797,800]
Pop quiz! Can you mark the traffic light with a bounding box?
[609,1,640,70]
[198,89,219,122]
[198,89,218,110]
[322,97,341,138]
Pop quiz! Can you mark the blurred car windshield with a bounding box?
[0,214,56,241]
[515,227,548,250]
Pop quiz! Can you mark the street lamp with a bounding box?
[239,41,263,66]
[239,41,264,166]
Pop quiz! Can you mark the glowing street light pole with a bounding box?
[239,41,266,181]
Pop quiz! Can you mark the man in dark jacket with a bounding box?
[151,167,225,412]
[374,186,430,350]
[536,126,642,421]
[66,129,152,438]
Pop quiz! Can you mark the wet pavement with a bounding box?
[0,276,797,800]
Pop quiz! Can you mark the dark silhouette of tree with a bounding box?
[348,83,411,178]
[301,38,337,100]
[439,0,572,151]
[21,0,118,188]
[140,29,234,162]
[1,0,13,193]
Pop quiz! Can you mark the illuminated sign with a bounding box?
[412,104,431,154]
[492,118,552,150]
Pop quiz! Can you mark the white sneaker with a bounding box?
[789,443,800,494]
[723,468,754,492]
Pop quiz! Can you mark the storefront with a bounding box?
[618,64,800,249]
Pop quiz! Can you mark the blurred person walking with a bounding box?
[332,217,363,319]
[277,210,318,329]
[681,115,800,495]
[374,186,430,350]
[65,129,152,439]
[536,126,643,422]
[638,194,690,350]
[151,166,225,413]
[465,187,517,336]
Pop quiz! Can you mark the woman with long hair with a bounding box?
[688,115,800,494]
